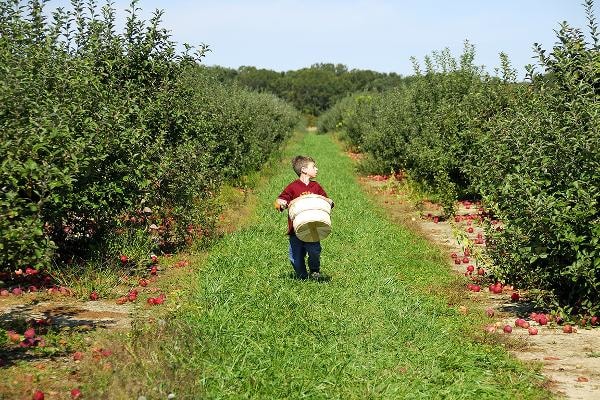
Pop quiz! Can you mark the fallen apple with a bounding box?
[528,327,538,335]
[24,327,35,339]
[32,390,45,400]
[563,324,573,333]
[7,330,21,343]
[485,307,495,318]
[511,292,520,301]
[71,388,82,399]
[503,325,512,333]
[32,390,44,400]
[530,312,538,321]
[515,318,525,328]
[89,291,99,301]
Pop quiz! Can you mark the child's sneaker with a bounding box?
[310,272,322,280]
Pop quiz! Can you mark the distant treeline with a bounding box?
[203,63,411,116]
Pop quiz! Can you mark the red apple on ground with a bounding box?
[7,330,21,343]
[486,307,495,317]
[32,390,44,400]
[58,286,72,295]
[528,327,538,335]
[12,287,23,295]
[71,388,82,399]
[591,316,599,326]
[477,268,485,276]
[73,351,84,361]
[89,291,99,301]
[515,319,525,327]
[503,325,512,333]
[139,278,148,287]
[24,328,35,339]
[538,315,548,325]
[466,265,474,273]
[0,289,8,296]
[563,324,573,333]
[116,296,128,305]
[511,292,520,301]
[530,312,538,322]
[120,255,128,264]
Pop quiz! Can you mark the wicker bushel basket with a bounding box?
[288,194,332,242]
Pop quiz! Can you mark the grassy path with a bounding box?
[166,132,549,398]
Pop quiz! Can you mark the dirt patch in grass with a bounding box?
[356,167,600,400]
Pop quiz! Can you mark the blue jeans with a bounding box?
[289,234,321,279]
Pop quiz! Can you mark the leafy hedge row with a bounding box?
[0,0,299,272]
[319,5,599,315]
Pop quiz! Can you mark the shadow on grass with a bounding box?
[278,271,333,283]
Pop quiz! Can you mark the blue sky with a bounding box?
[43,1,594,79]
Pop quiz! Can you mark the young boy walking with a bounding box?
[275,155,333,280]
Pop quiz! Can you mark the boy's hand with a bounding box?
[274,199,288,212]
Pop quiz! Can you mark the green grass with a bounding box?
[112,132,551,399]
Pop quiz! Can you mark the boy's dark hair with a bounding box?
[292,155,315,176]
